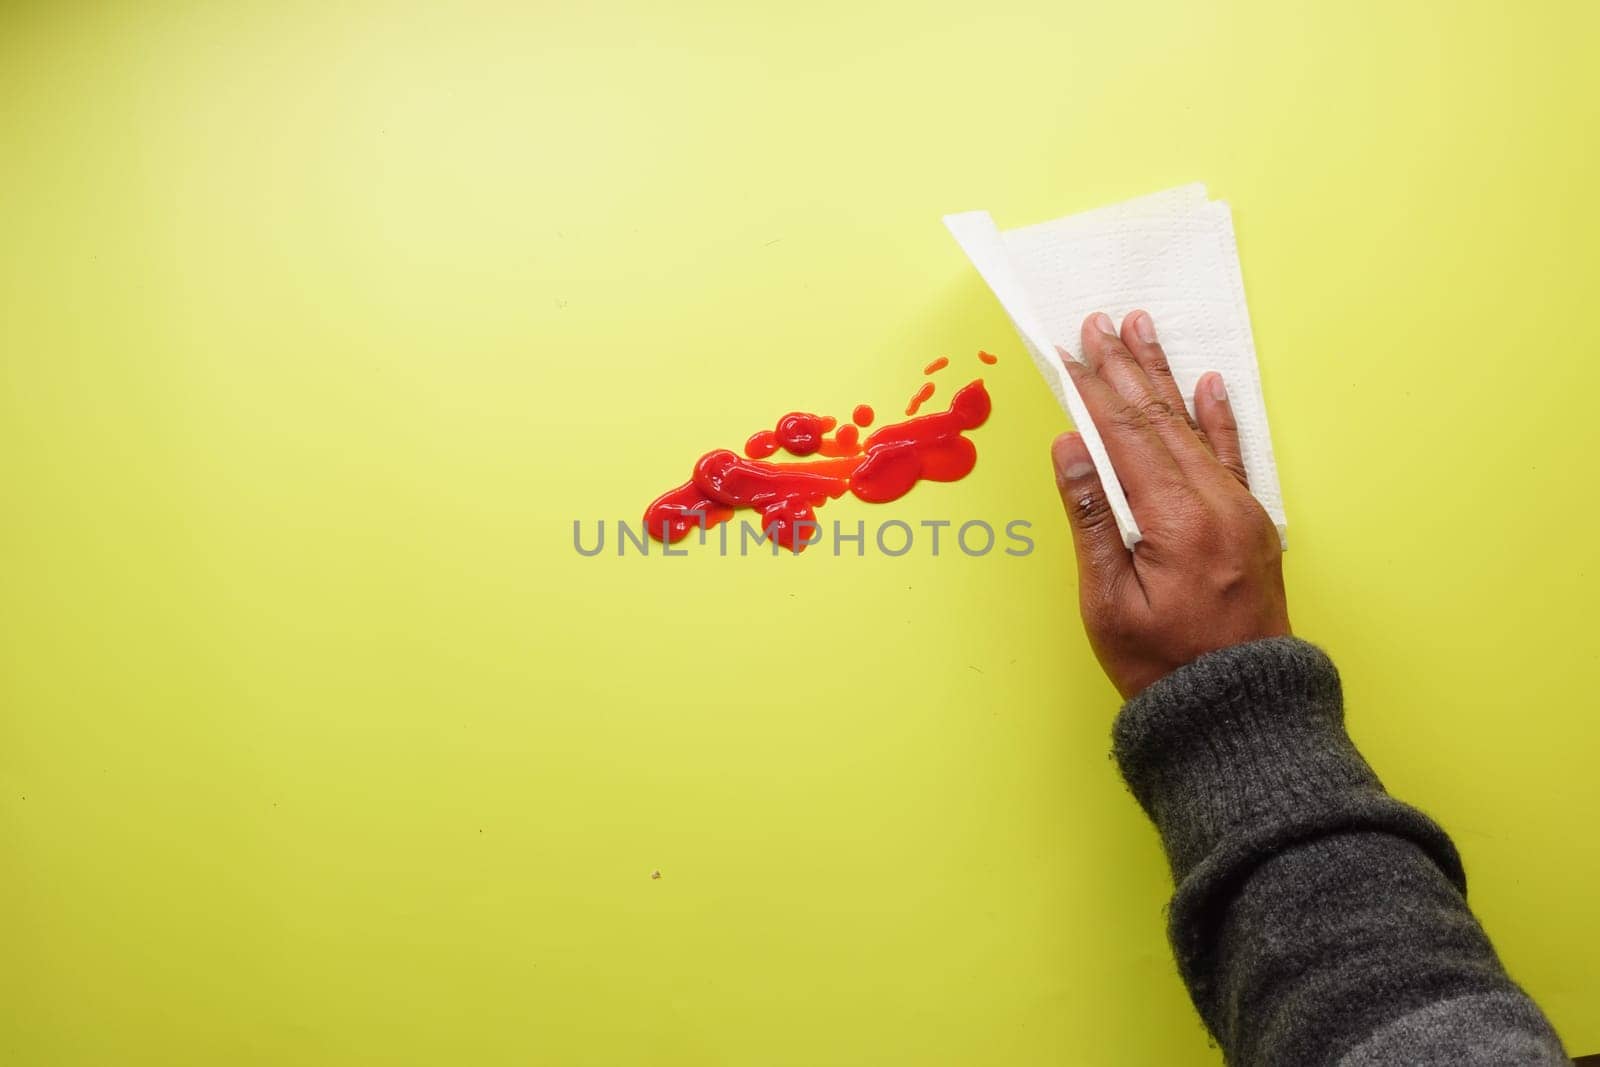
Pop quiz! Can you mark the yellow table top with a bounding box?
[3,1,1595,1062]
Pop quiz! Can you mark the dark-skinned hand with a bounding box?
[1050,310,1290,699]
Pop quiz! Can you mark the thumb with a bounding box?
[1051,432,1133,588]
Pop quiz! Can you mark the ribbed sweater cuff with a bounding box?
[1111,638,1464,891]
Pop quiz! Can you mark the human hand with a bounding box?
[1050,310,1290,699]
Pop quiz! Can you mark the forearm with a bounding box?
[1113,638,1566,1065]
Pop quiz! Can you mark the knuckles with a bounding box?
[1222,492,1277,544]
[1107,403,1150,435]
[1134,395,1176,422]
[1071,488,1116,531]
[1141,355,1176,382]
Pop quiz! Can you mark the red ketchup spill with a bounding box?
[645,376,992,552]
[923,356,949,374]
[978,350,998,365]
[852,404,874,427]
[905,382,936,416]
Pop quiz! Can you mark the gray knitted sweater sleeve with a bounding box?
[1112,637,1568,1065]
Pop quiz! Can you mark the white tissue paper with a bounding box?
[944,183,1286,550]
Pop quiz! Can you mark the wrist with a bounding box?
[1112,637,1383,879]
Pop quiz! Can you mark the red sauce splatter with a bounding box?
[923,356,949,374]
[855,380,988,502]
[852,404,874,427]
[978,350,998,365]
[815,422,864,459]
[744,429,778,458]
[774,412,826,456]
[642,482,736,545]
[905,382,936,416]
[645,379,991,552]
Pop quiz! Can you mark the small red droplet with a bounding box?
[852,404,874,427]
[978,350,998,365]
[923,356,949,375]
[745,429,778,458]
[774,412,825,456]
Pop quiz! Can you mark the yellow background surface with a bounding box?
[3,1,1596,1063]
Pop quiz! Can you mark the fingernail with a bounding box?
[1133,311,1157,344]
[1052,434,1096,484]
[1091,311,1117,337]
[1209,374,1229,402]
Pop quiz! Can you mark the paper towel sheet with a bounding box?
[944,184,1286,550]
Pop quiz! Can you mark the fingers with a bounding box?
[1059,348,1188,508]
[1081,313,1213,479]
[1119,311,1201,437]
[1194,372,1248,486]
[1050,431,1133,591]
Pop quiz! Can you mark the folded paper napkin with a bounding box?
[944,183,1286,549]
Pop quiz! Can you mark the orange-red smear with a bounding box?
[905,382,936,416]
[923,356,949,374]
[852,404,874,427]
[978,350,998,365]
[645,378,991,552]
